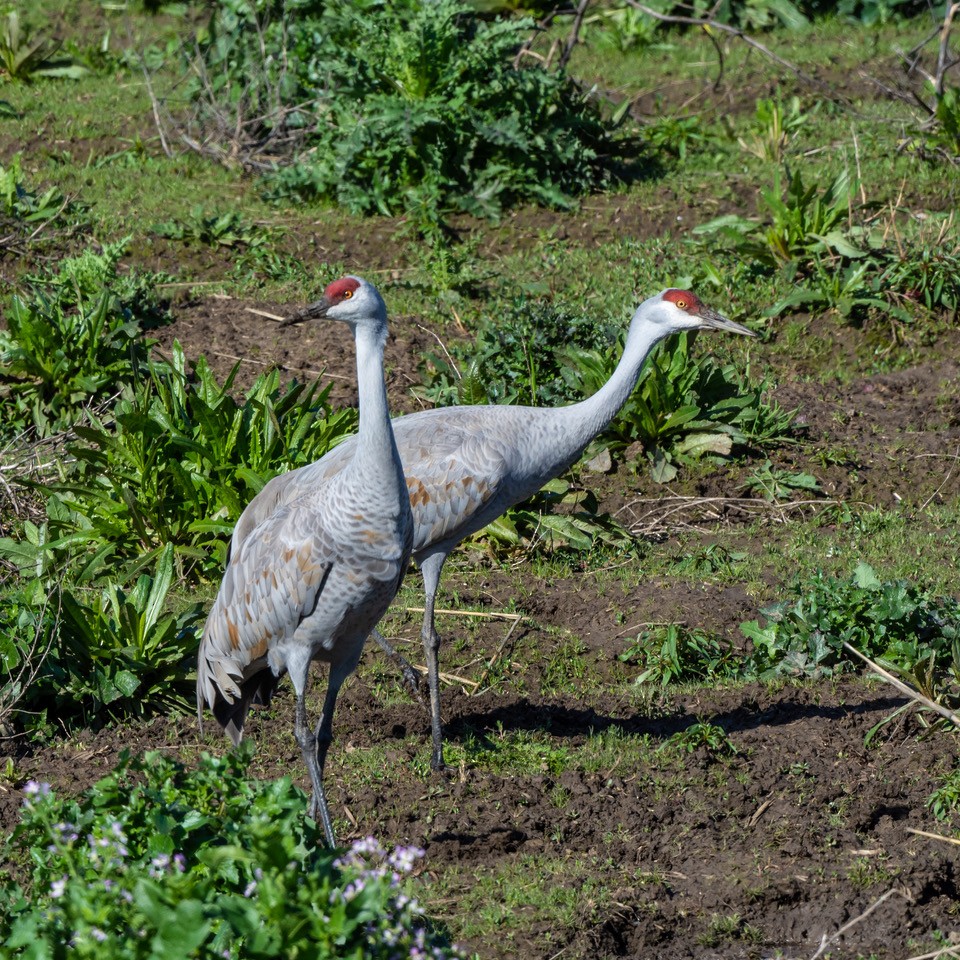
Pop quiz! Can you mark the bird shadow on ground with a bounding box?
[441,692,910,747]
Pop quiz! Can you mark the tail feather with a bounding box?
[207,670,281,746]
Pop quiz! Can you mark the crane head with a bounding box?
[282,276,387,329]
[652,289,755,337]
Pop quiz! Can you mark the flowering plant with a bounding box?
[1,746,465,959]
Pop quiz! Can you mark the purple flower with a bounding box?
[90,929,107,943]
[49,877,67,899]
[21,781,51,806]
[388,846,425,875]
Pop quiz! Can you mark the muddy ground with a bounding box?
[3,254,960,958]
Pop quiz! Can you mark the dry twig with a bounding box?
[809,887,912,960]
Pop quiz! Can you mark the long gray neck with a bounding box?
[352,324,403,487]
[554,312,668,457]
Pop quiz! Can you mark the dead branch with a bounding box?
[936,1,960,95]
[623,0,823,90]
[615,494,865,539]
[809,888,913,960]
[559,0,593,71]
[841,641,960,730]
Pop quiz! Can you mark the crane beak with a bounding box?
[697,307,755,337]
[281,296,332,327]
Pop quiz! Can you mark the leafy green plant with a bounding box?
[741,562,960,682]
[592,3,663,51]
[0,546,203,732]
[737,97,808,164]
[421,296,617,408]
[642,114,721,161]
[694,168,861,270]
[928,85,960,158]
[1,748,464,958]
[927,764,960,821]
[40,343,358,578]
[836,0,910,23]
[472,477,638,558]
[765,260,895,322]
[194,0,613,227]
[620,624,742,686]
[0,154,78,226]
[878,229,960,315]
[660,721,737,757]
[673,542,746,577]
[151,207,270,248]
[742,460,820,500]
[0,12,89,83]
[0,243,165,438]
[566,332,794,482]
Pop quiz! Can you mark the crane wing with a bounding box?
[391,414,512,551]
[197,501,337,736]
[228,440,356,559]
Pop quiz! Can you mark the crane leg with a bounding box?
[422,598,444,772]
[293,682,337,848]
[419,553,447,772]
[305,652,360,847]
[371,628,425,704]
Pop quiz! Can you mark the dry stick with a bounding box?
[245,307,286,323]
[808,888,910,960]
[404,606,523,622]
[917,446,960,511]
[623,0,823,91]
[841,641,960,729]
[473,617,525,695]
[936,1,960,95]
[558,0,592,71]
[904,945,960,960]
[905,827,960,848]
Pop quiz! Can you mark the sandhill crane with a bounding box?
[230,288,754,771]
[197,276,413,847]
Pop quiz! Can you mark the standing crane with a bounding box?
[197,276,413,847]
[229,288,754,772]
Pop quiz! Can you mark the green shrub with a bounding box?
[742,562,960,681]
[421,297,617,407]
[193,0,613,225]
[0,546,203,732]
[37,343,358,578]
[0,242,165,438]
[1,747,465,958]
[694,168,862,271]
[620,624,742,686]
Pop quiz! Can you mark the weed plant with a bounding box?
[0,243,165,438]
[0,545,203,732]
[22,343,358,578]
[191,0,613,228]
[421,296,617,408]
[741,562,960,689]
[567,332,794,482]
[1,747,464,958]
[620,624,742,686]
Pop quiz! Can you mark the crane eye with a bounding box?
[342,289,353,299]
[676,298,687,309]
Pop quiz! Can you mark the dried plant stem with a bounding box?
[841,641,960,729]
[809,888,911,960]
